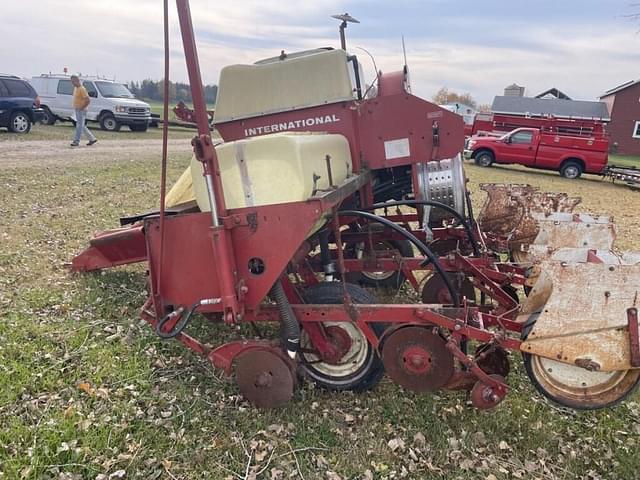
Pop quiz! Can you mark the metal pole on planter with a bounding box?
[175,0,239,319]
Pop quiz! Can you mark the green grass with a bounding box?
[0,150,639,479]
[143,99,196,117]
[609,154,640,168]
[0,122,196,142]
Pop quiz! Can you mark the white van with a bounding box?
[29,74,151,132]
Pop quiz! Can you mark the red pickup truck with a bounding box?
[464,127,609,179]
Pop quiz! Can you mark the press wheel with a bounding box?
[235,350,295,409]
[299,282,385,392]
[523,354,640,410]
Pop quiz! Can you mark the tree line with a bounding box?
[127,79,218,104]
[432,87,491,112]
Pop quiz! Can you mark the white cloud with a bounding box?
[1,0,638,105]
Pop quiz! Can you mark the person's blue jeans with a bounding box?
[73,109,96,144]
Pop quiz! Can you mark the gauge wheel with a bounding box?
[345,238,414,288]
[299,282,385,392]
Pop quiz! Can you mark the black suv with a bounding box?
[0,75,44,133]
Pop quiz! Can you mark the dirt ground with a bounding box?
[0,138,193,168]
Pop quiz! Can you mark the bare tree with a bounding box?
[432,87,478,109]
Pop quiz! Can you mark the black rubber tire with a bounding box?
[474,151,494,167]
[299,282,385,392]
[522,353,640,410]
[129,124,148,132]
[520,316,640,410]
[345,238,414,289]
[560,160,583,179]
[40,106,56,125]
[99,113,121,132]
[8,111,31,133]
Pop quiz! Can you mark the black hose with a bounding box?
[270,279,300,357]
[338,210,459,307]
[366,200,480,256]
[156,303,197,339]
[464,189,475,224]
[319,228,335,277]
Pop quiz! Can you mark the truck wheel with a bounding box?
[41,106,56,125]
[99,113,121,132]
[129,124,148,132]
[474,151,494,167]
[9,111,31,133]
[560,161,582,179]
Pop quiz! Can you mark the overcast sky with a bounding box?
[2,0,638,104]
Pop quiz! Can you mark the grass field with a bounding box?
[608,154,640,168]
[0,122,196,143]
[1,147,639,479]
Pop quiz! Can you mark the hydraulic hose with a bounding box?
[367,200,480,256]
[338,210,459,307]
[156,304,193,339]
[270,280,300,358]
[156,297,221,339]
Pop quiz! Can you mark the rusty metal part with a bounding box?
[477,184,581,255]
[508,191,582,253]
[629,308,640,368]
[477,184,535,236]
[442,370,478,391]
[235,349,295,408]
[523,354,640,410]
[381,326,454,392]
[475,343,511,378]
[421,273,476,305]
[574,358,601,371]
[520,262,640,371]
[470,374,507,409]
[523,214,616,264]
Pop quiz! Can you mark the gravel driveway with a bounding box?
[0,138,194,168]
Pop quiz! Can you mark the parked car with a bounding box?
[29,74,152,132]
[464,127,609,179]
[0,74,44,134]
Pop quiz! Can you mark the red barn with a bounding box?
[599,80,640,156]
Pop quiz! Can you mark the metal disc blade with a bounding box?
[235,350,294,409]
[382,326,454,392]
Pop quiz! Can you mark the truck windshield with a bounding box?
[95,81,134,98]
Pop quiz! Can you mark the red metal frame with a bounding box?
[75,0,546,407]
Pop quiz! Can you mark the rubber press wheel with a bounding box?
[345,237,414,289]
[299,282,385,392]
[522,354,640,410]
